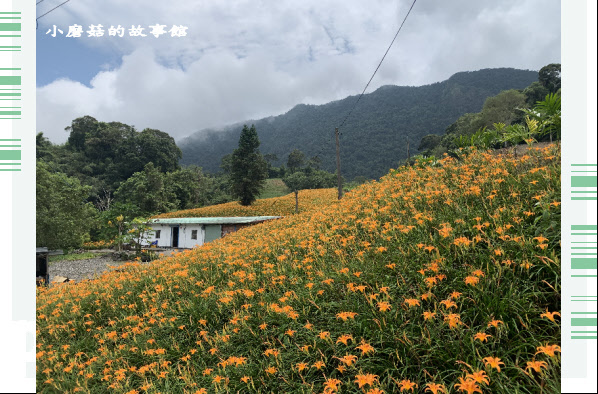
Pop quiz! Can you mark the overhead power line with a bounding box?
[37,0,73,21]
[338,0,418,129]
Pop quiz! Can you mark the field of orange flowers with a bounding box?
[153,188,339,218]
[37,145,561,393]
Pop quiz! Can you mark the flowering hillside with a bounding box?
[36,146,561,393]
[153,188,338,218]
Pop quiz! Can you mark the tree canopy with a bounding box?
[283,169,337,213]
[538,63,561,93]
[36,116,233,249]
[287,149,306,173]
[36,162,97,250]
[50,116,183,198]
[230,125,268,206]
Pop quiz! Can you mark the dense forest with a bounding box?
[36,119,231,250]
[180,68,539,179]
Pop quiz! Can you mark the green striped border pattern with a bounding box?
[0,45,20,52]
[570,225,598,277]
[571,164,598,200]
[0,12,20,37]
[571,311,598,340]
[0,68,20,108]
[0,139,20,171]
[0,106,20,119]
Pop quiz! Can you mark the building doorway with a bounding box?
[171,226,179,248]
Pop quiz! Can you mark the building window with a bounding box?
[155,230,161,239]
[191,230,198,240]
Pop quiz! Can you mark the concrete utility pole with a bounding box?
[335,128,343,200]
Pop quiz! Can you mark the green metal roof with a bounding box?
[149,216,282,225]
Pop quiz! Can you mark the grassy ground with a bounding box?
[258,178,290,199]
[48,252,108,264]
[37,146,561,393]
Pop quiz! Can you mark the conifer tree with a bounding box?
[230,125,268,206]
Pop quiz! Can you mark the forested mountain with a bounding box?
[180,68,538,179]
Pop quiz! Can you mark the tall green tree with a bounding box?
[306,155,322,171]
[538,63,561,93]
[523,81,550,106]
[36,162,97,250]
[230,125,268,206]
[166,166,208,209]
[283,170,336,213]
[418,134,442,153]
[36,132,52,157]
[287,149,306,173]
[60,116,182,199]
[114,162,177,215]
[479,89,527,127]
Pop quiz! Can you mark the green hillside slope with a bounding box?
[37,145,560,393]
[180,68,538,179]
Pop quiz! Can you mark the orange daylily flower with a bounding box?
[449,291,462,300]
[398,379,418,392]
[526,360,548,373]
[356,340,375,355]
[454,377,482,394]
[354,373,378,388]
[318,331,331,339]
[312,360,325,370]
[425,382,447,393]
[487,319,503,328]
[444,313,463,329]
[336,311,358,321]
[337,354,358,366]
[466,370,489,385]
[404,299,420,308]
[536,344,561,358]
[423,311,436,320]
[473,333,492,342]
[323,378,342,393]
[540,310,561,322]
[483,356,504,372]
[440,299,457,309]
[264,366,277,374]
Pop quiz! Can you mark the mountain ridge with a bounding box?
[180,67,538,179]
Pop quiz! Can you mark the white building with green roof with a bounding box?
[145,216,281,249]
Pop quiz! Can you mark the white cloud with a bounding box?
[36,0,561,143]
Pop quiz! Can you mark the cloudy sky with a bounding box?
[36,0,561,143]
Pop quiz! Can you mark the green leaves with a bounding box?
[230,125,269,206]
[115,162,178,215]
[538,63,561,93]
[36,162,97,250]
[521,93,561,141]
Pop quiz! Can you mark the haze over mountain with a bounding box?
[180,68,538,179]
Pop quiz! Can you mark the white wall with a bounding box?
[146,224,205,249]
[177,225,205,249]
[143,224,170,248]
